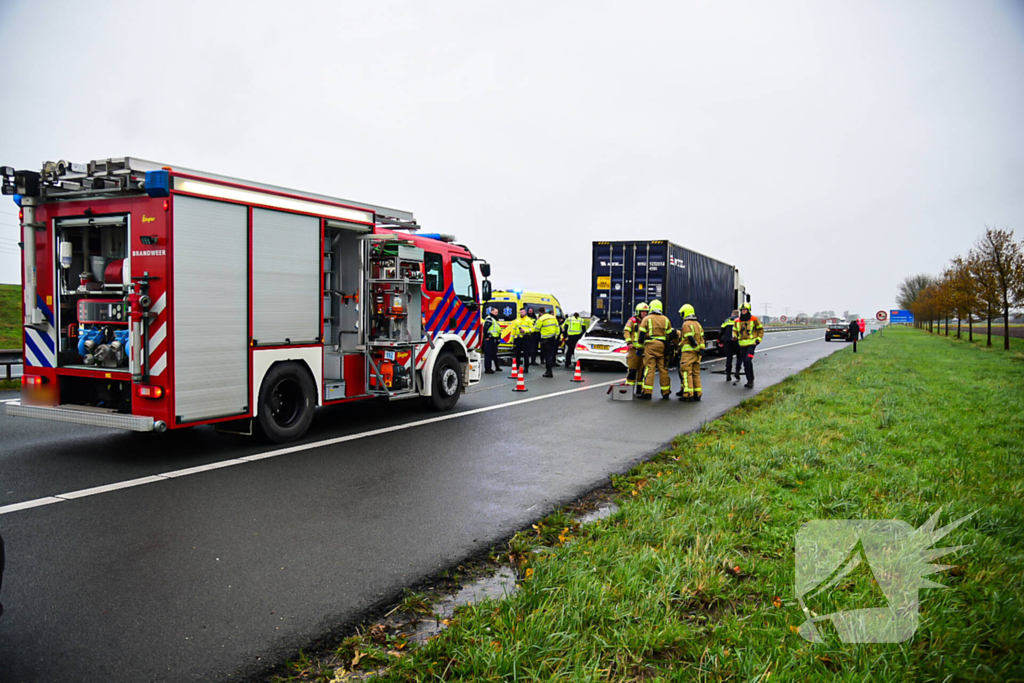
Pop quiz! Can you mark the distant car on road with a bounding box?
[574,319,630,369]
[825,322,850,342]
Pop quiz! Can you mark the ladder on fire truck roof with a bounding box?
[0,156,418,228]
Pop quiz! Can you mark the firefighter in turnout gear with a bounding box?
[624,302,649,390]
[483,307,502,374]
[677,303,705,401]
[637,299,673,400]
[513,309,535,373]
[733,302,764,388]
[535,310,561,377]
[562,312,586,368]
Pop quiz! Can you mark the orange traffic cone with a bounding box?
[570,360,584,382]
[508,358,518,379]
[512,366,528,392]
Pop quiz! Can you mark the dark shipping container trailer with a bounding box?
[590,240,747,351]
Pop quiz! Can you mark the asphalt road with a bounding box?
[0,328,852,683]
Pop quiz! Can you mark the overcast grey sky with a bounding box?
[1,0,1021,319]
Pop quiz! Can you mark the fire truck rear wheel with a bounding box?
[427,353,462,411]
[257,363,316,443]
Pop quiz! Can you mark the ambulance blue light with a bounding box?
[144,170,171,197]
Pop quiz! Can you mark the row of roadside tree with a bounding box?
[896,226,1024,350]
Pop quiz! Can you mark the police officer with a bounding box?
[535,310,561,377]
[721,309,739,381]
[678,303,705,401]
[482,307,501,374]
[624,302,648,390]
[526,307,540,366]
[734,302,764,388]
[562,312,586,368]
[637,299,673,400]
[513,308,535,373]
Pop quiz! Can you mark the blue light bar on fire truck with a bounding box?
[172,178,374,224]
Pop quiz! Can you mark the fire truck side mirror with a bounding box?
[482,279,492,302]
[479,263,491,278]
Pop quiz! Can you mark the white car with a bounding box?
[574,320,630,369]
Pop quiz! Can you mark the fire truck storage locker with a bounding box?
[173,195,249,423]
[252,208,320,345]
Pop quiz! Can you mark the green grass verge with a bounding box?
[290,328,1022,683]
[0,283,20,349]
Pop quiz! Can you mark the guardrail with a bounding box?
[0,349,23,381]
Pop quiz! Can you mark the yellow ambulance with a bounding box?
[484,290,565,353]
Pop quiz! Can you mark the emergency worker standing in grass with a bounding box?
[734,302,764,388]
[624,302,649,390]
[637,299,673,400]
[677,303,705,401]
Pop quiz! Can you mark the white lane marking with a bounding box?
[0,378,622,516]
[59,476,167,500]
[0,333,831,516]
[0,497,63,514]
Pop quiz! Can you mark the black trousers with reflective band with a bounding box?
[738,344,755,381]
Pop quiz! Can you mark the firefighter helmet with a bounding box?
[740,302,752,311]
[649,299,663,313]
[635,302,649,314]
[679,303,695,318]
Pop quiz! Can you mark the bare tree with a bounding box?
[974,227,1024,350]
[896,274,934,314]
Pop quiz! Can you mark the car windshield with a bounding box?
[586,321,623,339]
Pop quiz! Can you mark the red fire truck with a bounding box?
[2,158,491,442]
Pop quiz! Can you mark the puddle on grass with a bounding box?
[577,502,619,525]
[313,492,621,682]
[383,500,620,646]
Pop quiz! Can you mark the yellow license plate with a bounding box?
[593,344,609,351]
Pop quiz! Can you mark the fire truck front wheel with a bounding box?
[257,363,316,443]
[427,353,462,411]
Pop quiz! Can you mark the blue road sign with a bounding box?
[890,309,914,323]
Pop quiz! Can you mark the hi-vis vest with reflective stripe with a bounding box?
[734,316,764,346]
[513,316,534,338]
[536,313,560,339]
[640,313,672,342]
[564,317,585,335]
[484,316,501,338]
[681,319,705,351]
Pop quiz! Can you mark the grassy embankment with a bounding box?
[1,283,21,390]
[275,327,1024,682]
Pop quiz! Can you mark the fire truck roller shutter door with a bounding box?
[252,208,321,345]
[172,196,250,422]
